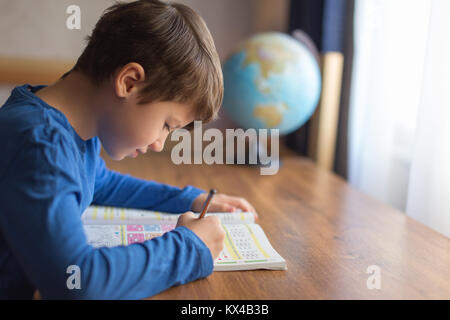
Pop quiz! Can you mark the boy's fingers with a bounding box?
[205,215,221,224]
[208,202,234,213]
[223,204,236,212]
[227,197,256,213]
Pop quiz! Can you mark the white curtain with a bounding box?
[349,0,450,237]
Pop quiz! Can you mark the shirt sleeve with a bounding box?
[92,151,207,213]
[0,130,213,299]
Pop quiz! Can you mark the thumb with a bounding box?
[183,211,195,217]
[176,211,195,228]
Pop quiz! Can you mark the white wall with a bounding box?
[0,0,113,60]
[0,0,254,108]
[0,0,288,127]
[0,0,254,62]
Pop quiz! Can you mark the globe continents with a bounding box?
[222,32,322,135]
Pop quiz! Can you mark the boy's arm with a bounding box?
[0,134,213,299]
[92,154,206,213]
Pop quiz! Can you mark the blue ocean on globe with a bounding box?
[223,32,322,135]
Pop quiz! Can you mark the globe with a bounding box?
[222,32,322,136]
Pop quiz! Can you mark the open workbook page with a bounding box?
[82,206,287,271]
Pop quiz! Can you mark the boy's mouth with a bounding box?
[130,150,139,158]
[129,149,146,158]
[130,149,146,158]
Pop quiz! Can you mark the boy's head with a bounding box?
[71,0,223,160]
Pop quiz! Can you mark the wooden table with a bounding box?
[102,144,450,299]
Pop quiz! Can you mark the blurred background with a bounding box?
[0,0,449,237]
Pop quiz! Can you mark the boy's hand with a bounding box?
[176,212,225,260]
[191,192,259,218]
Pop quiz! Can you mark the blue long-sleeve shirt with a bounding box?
[0,84,211,299]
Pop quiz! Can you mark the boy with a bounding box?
[0,0,257,299]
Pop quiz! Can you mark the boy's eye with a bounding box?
[164,123,171,131]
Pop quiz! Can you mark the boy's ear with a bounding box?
[114,62,145,98]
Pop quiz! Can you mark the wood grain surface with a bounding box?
[0,56,74,85]
[102,143,450,299]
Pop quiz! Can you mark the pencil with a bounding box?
[198,189,216,219]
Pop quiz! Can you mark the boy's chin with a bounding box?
[120,150,140,160]
[102,147,126,161]
[101,144,139,160]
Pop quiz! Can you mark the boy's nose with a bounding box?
[149,131,170,153]
[149,139,165,152]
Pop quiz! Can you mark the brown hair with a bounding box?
[73,0,223,128]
